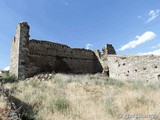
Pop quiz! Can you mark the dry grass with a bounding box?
[0,93,11,120]
[4,73,160,120]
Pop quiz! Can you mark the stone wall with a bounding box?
[11,22,160,81]
[10,22,30,79]
[10,22,103,79]
[27,39,102,77]
[102,44,116,56]
[107,55,160,81]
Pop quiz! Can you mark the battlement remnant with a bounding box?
[10,22,103,79]
[102,44,116,56]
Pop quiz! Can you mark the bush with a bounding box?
[30,80,40,88]
[104,78,124,87]
[54,98,69,112]
[3,72,17,83]
[105,97,118,117]
[127,80,144,90]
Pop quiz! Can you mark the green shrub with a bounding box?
[3,72,17,83]
[30,80,40,88]
[10,83,18,92]
[105,97,118,117]
[94,80,102,85]
[147,84,159,91]
[127,80,144,90]
[104,78,124,87]
[136,96,148,105]
[54,98,69,112]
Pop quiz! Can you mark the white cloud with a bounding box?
[85,44,92,50]
[146,9,160,23]
[3,66,10,71]
[151,43,160,49]
[138,15,142,19]
[119,31,156,51]
[138,49,160,55]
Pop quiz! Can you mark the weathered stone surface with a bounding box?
[26,73,55,81]
[10,22,30,79]
[93,50,101,59]
[107,55,160,81]
[102,44,116,56]
[9,22,160,82]
[10,22,103,79]
[0,70,2,80]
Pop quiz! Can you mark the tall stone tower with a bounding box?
[10,22,30,79]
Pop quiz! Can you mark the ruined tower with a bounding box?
[10,22,30,79]
[102,44,116,56]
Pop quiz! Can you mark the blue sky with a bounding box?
[0,0,160,69]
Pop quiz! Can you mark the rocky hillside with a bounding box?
[0,82,20,120]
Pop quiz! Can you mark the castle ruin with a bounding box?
[10,22,104,79]
[10,22,160,81]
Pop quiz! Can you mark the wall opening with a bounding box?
[107,69,109,76]
[157,74,160,80]
[143,67,147,70]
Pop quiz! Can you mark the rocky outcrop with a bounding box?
[0,82,21,120]
[26,72,55,81]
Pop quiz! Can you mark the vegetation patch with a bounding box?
[54,97,70,112]
[2,71,17,83]
[3,74,160,120]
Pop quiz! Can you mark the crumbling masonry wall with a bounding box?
[10,22,160,81]
[28,39,102,77]
[10,22,30,79]
[10,22,103,79]
[107,55,160,81]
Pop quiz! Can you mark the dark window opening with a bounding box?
[157,74,160,80]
